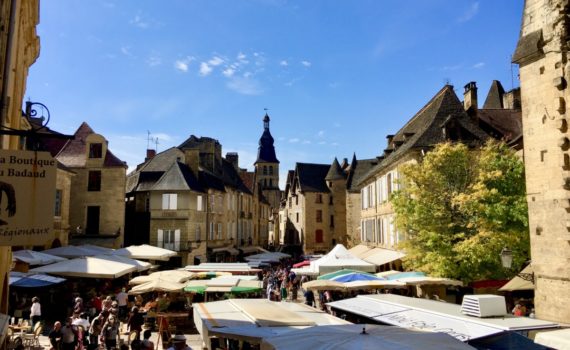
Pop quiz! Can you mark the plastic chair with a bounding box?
[22,325,42,349]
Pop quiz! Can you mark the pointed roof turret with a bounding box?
[255,113,279,164]
[483,80,506,109]
[325,157,346,181]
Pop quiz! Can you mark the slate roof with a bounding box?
[325,158,346,181]
[477,109,522,142]
[152,162,204,192]
[137,147,184,172]
[346,156,379,193]
[357,85,489,187]
[483,80,506,109]
[255,114,279,164]
[294,163,331,193]
[55,122,126,168]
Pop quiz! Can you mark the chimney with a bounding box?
[386,134,395,148]
[226,152,239,168]
[464,82,478,112]
[184,148,200,174]
[145,149,156,162]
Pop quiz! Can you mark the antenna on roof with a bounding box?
[444,78,451,86]
[154,137,159,152]
[147,130,152,149]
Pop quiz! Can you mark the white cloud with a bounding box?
[237,52,247,61]
[226,77,263,95]
[328,82,340,88]
[289,138,300,143]
[301,60,312,67]
[473,62,485,69]
[318,141,327,145]
[243,72,252,78]
[147,55,161,67]
[333,122,341,128]
[317,130,325,138]
[130,14,149,28]
[302,140,311,144]
[153,133,174,141]
[280,60,289,66]
[208,56,224,66]
[458,2,479,23]
[120,46,134,57]
[174,56,195,72]
[441,64,462,71]
[199,62,213,76]
[223,68,235,77]
[331,142,339,146]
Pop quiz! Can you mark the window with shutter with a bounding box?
[162,194,177,210]
[197,195,203,211]
[174,229,180,251]
[157,229,164,248]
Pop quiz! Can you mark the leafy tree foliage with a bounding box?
[391,141,529,283]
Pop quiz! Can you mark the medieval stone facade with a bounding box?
[354,82,521,266]
[513,0,570,323]
[125,116,273,265]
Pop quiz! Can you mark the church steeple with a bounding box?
[255,113,279,164]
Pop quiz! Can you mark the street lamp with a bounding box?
[500,247,513,269]
[500,247,534,282]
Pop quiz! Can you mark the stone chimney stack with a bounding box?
[226,152,239,169]
[145,149,156,162]
[184,148,200,174]
[463,82,478,112]
[386,134,395,148]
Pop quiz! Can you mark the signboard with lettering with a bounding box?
[0,150,56,246]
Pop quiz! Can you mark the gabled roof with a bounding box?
[346,157,379,193]
[482,80,506,109]
[151,162,204,192]
[295,163,331,193]
[55,122,126,168]
[136,147,185,172]
[325,158,346,181]
[221,159,252,194]
[357,85,489,187]
[477,109,522,142]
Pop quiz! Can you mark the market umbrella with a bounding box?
[29,256,137,278]
[193,271,232,279]
[184,278,262,294]
[292,260,310,268]
[129,270,195,285]
[95,254,152,272]
[302,280,346,291]
[384,271,426,280]
[9,272,66,288]
[42,245,101,258]
[79,244,115,255]
[318,269,375,280]
[113,244,177,261]
[260,324,474,350]
[395,276,463,287]
[12,250,67,266]
[128,279,185,295]
[330,272,384,283]
[343,280,406,290]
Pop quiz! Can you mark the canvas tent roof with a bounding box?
[29,256,137,278]
[183,263,261,274]
[95,255,152,272]
[129,270,195,285]
[194,298,349,345]
[260,324,474,350]
[534,328,570,349]
[498,265,534,292]
[128,279,186,295]
[113,244,177,261]
[348,244,405,266]
[12,250,67,266]
[299,245,375,275]
[42,245,102,258]
[327,294,558,342]
[9,272,66,287]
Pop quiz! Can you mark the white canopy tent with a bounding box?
[260,324,474,350]
[128,279,186,295]
[327,294,558,342]
[183,263,261,275]
[129,270,195,285]
[113,244,177,261]
[29,256,137,278]
[95,254,152,272]
[348,244,406,266]
[534,328,570,349]
[293,245,375,276]
[12,250,67,266]
[79,244,115,255]
[498,265,534,292]
[245,252,291,263]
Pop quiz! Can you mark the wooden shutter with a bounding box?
[157,229,163,248]
[174,229,180,251]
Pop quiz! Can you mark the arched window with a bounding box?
[269,166,273,175]
[263,166,268,175]
[269,179,273,187]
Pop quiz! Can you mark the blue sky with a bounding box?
[26,1,523,187]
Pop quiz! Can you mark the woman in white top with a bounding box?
[30,296,41,326]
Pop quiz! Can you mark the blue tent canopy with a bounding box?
[386,272,426,280]
[9,273,66,288]
[468,331,549,350]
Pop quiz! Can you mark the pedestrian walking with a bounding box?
[30,296,41,326]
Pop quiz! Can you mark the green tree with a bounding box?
[391,141,529,283]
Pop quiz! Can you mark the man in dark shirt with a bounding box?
[304,289,315,307]
[49,321,62,350]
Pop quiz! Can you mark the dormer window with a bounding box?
[89,143,103,158]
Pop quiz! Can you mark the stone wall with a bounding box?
[514,0,570,323]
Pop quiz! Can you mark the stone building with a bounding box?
[353,82,521,267]
[0,0,41,338]
[42,122,128,248]
[125,133,271,266]
[512,0,570,323]
[280,156,375,255]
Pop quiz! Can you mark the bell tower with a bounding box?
[254,113,280,209]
